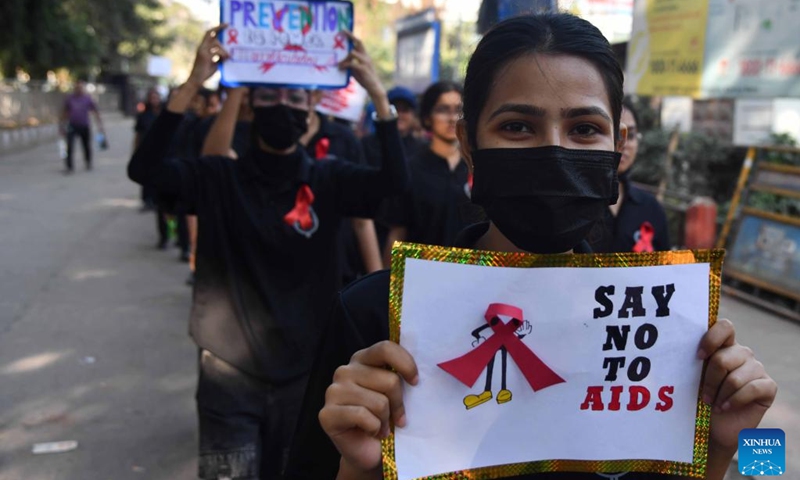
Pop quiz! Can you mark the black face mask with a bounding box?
[471,146,620,254]
[252,105,309,150]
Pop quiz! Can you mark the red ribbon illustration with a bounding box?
[227,28,239,45]
[283,185,315,230]
[315,137,330,160]
[633,221,655,253]
[334,33,346,50]
[438,303,565,392]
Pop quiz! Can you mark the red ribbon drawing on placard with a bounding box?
[438,303,564,410]
[227,29,239,45]
[334,33,346,50]
[283,185,318,238]
[633,221,655,253]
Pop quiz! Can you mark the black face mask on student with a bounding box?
[252,105,309,151]
[471,146,621,254]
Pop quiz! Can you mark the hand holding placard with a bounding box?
[189,24,231,88]
[319,341,418,479]
[698,319,776,458]
[337,30,391,120]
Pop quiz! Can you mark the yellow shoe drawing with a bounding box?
[496,389,513,404]
[463,391,493,410]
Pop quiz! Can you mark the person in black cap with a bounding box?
[362,86,426,167]
[128,25,408,480]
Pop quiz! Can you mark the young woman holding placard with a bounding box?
[285,13,777,480]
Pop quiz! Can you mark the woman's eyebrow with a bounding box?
[562,106,612,122]
[488,103,546,120]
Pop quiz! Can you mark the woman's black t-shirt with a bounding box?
[284,224,682,480]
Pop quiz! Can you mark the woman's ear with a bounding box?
[457,120,473,170]
[616,123,628,153]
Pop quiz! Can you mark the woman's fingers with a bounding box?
[352,341,419,385]
[713,353,762,408]
[207,23,229,39]
[325,381,393,437]
[702,344,748,405]
[319,404,383,439]
[721,377,777,411]
[341,30,365,53]
[697,318,735,360]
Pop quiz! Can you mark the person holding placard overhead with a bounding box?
[128,24,408,480]
[285,13,777,480]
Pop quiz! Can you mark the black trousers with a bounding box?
[66,124,91,170]
[196,350,307,480]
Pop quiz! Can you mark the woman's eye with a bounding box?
[501,122,532,133]
[572,124,599,136]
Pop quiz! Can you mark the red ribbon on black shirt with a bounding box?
[283,185,315,230]
[437,303,565,392]
[315,137,330,160]
[633,221,655,253]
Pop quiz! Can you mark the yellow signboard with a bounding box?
[627,0,709,97]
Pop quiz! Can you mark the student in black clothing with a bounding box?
[285,14,776,480]
[134,88,162,213]
[128,26,408,480]
[194,87,253,160]
[362,86,428,253]
[593,100,670,253]
[301,93,382,284]
[381,81,478,266]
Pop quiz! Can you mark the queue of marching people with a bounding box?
[128,13,775,480]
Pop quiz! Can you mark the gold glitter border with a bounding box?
[383,243,724,480]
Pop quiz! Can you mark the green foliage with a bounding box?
[0,0,170,79]
[439,20,479,82]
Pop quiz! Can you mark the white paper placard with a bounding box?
[316,77,367,122]
[219,0,353,89]
[394,258,710,480]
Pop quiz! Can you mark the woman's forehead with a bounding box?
[482,53,611,118]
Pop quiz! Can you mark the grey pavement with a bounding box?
[0,117,196,479]
[0,117,798,479]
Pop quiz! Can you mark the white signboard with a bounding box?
[147,56,173,78]
[392,256,712,479]
[627,0,800,98]
[315,77,367,122]
[219,0,353,89]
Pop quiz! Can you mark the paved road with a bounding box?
[0,117,797,479]
[0,116,196,479]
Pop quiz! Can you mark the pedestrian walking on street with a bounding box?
[128,24,408,480]
[61,80,106,173]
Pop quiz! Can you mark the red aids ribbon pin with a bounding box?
[438,303,565,392]
[283,185,315,230]
[315,137,330,160]
[633,221,655,253]
[227,28,239,45]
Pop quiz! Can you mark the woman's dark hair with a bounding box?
[462,13,624,149]
[622,97,640,128]
[419,80,463,131]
